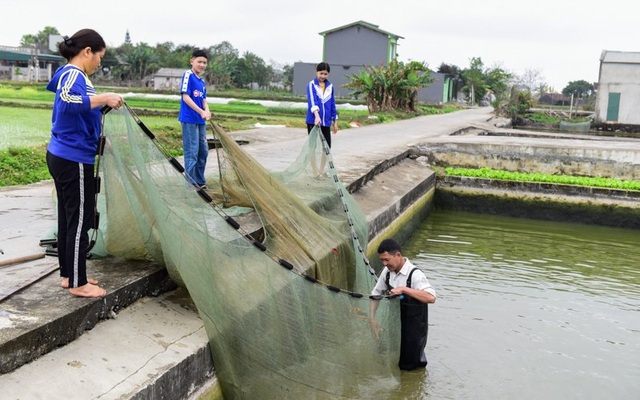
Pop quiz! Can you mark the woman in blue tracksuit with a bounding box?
[46,28,123,298]
[305,62,338,148]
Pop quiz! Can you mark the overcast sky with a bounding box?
[1,0,636,91]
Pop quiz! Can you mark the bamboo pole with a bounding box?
[0,253,45,268]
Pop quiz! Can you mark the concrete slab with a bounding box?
[0,257,176,374]
[0,288,214,400]
[0,181,57,264]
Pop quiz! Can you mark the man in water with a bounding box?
[370,238,436,370]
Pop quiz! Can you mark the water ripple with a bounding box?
[398,210,640,399]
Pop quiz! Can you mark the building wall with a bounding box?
[0,65,53,82]
[152,68,185,91]
[293,62,367,98]
[323,26,390,66]
[154,76,181,91]
[292,62,317,98]
[418,71,447,103]
[595,52,640,125]
[293,23,450,103]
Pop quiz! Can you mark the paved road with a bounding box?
[224,106,496,180]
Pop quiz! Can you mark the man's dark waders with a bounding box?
[386,268,429,370]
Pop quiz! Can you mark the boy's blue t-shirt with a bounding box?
[178,70,207,124]
[46,64,101,164]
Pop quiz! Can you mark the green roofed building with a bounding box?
[0,46,65,82]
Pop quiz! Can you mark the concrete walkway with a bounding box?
[2,106,639,399]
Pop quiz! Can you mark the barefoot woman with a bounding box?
[46,28,123,298]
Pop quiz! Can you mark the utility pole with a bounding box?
[569,92,574,119]
[30,45,39,82]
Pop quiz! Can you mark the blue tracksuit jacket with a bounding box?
[46,64,101,164]
[306,78,338,127]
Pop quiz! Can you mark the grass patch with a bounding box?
[444,167,640,191]
[122,97,179,111]
[527,111,592,125]
[528,112,559,124]
[140,118,184,157]
[0,145,50,186]
[417,103,463,114]
[0,106,53,147]
[0,83,53,102]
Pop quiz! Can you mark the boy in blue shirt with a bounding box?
[178,49,211,188]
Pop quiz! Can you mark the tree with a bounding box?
[515,68,546,96]
[484,65,513,106]
[344,59,433,112]
[242,52,270,88]
[125,43,158,81]
[536,83,554,95]
[282,64,294,92]
[20,26,60,50]
[19,34,38,48]
[208,41,240,88]
[229,51,270,89]
[232,57,252,88]
[153,42,187,68]
[562,80,594,98]
[506,87,536,124]
[461,57,486,104]
[266,60,286,91]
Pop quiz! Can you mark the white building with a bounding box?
[152,68,184,91]
[595,50,640,125]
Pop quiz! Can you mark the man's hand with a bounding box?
[391,286,436,304]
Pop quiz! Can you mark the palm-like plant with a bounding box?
[343,60,432,113]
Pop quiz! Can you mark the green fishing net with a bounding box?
[98,105,402,399]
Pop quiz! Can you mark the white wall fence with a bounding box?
[0,65,53,82]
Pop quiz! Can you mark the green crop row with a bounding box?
[444,167,640,191]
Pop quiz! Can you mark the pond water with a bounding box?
[389,209,640,400]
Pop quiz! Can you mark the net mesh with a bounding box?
[98,105,402,399]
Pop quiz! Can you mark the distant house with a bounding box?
[0,45,65,82]
[292,20,453,103]
[320,20,401,67]
[152,68,185,91]
[594,50,640,125]
[538,92,570,106]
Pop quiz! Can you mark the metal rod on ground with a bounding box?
[0,263,58,302]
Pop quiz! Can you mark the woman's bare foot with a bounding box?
[69,283,107,298]
[61,277,98,288]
